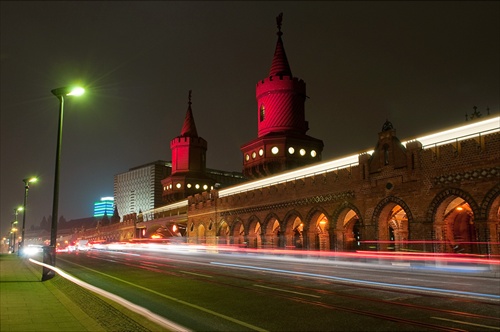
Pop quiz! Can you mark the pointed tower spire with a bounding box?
[180,90,198,137]
[269,12,292,77]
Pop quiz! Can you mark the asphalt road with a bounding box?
[55,247,500,331]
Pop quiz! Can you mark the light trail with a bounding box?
[28,257,191,332]
[210,262,500,301]
[55,257,269,332]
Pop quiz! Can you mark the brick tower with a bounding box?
[241,13,324,179]
[162,91,215,202]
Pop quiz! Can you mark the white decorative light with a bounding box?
[271,146,279,154]
[288,147,295,154]
[252,152,257,159]
[259,148,264,156]
[311,150,317,157]
[176,183,181,189]
[299,149,306,156]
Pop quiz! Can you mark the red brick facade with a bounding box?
[187,124,499,255]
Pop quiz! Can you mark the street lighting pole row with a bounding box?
[43,86,84,281]
[19,177,37,255]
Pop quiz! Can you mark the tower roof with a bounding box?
[269,13,292,77]
[180,90,198,137]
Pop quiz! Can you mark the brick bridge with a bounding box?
[78,118,499,256]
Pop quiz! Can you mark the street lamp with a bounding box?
[20,177,37,255]
[11,207,22,253]
[44,86,84,280]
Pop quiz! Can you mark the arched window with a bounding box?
[260,105,265,122]
[383,144,389,165]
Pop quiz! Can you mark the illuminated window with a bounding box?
[245,154,250,161]
[258,148,264,156]
[260,105,265,122]
[288,147,295,154]
[195,184,200,189]
[252,151,257,159]
[271,146,279,154]
[176,183,181,189]
[187,183,192,188]
[299,149,306,156]
[311,150,317,157]
[203,185,208,190]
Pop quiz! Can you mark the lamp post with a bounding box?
[43,86,84,281]
[20,177,37,255]
[11,207,22,253]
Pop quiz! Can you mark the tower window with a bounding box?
[288,147,295,154]
[383,144,389,165]
[258,148,264,156]
[260,105,265,122]
[299,149,306,156]
[311,150,317,157]
[271,146,279,155]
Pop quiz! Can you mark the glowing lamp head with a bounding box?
[51,86,85,97]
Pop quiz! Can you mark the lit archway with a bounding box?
[373,199,410,251]
[429,189,480,254]
[248,217,262,249]
[262,214,281,248]
[217,220,230,245]
[343,210,361,251]
[283,212,304,249]
[197,224,206,245]
[231,220,245,247]
[443,198,475,253]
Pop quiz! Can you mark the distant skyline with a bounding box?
[1,1,498,237]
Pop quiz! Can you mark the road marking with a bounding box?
[392,276,472,286]
[180,270,213,278]
[58,258,268,332]
[211,262,500,300]
[431,317,500,330]
[254,284,320,298]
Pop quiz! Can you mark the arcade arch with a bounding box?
[217,220,230,245]
[262,215,281,248]
[247,217,262,249]
[433,195,477,253]
[373,198,410,251]
[333,204,362,252]
[231,219,245,246]
[283,212,304,249]
[306,209,331,251]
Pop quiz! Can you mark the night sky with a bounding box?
[1,1,499,236]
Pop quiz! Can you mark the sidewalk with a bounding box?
[0,253,166,331]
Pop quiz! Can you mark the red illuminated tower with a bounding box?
[162,91,215,202]
[241,13,324,179]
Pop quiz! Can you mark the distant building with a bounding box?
[114,157,245,222]
[93,197,114,217]
[114,161,172,221]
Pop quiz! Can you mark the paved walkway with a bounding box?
[0,253,169,331]
[0,253,103,331]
